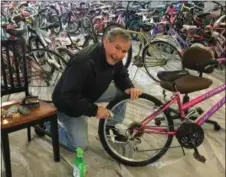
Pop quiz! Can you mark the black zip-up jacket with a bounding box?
[52,43,134,118]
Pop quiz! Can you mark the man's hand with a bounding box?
[124,88,142,100]
[96,106,110,119]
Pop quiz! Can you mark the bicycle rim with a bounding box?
[98,94,174,166]
[26,49,65,101]
[142,40,182,82]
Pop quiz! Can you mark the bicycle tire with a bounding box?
[98,93,174,167]
[82,35,98,49]
[56,47,75,58]
[28,36,45,51]
[142,40,182,82]
[81,16,95,36]
[61,12,80,34]
[37,7,61,35]
[55,47,74,66]
[29,48,67,70]
[50,15,62,35]
[102,23,133,68]
[27,48,66,102]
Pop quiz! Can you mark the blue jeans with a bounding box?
[46,82,124,151]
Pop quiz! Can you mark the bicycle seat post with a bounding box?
[183,93,190,114]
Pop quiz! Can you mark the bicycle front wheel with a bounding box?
[142,40,182,82]
[98,93,174,166]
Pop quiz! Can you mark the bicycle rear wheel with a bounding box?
[61,12,80,34]
[98,93,174,166]
[142,40,182,82]
[81,16,94,36]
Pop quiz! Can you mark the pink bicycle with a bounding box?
[98,47,225,166]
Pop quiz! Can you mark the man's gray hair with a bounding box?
[105,27,132,42]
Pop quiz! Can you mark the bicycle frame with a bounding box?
[126,29,149,44]
[116,13,125,27]
[125,29,182,68]
[138,68,225,135]
[168,27,189,49]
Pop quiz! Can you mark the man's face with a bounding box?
[104,36,131,65]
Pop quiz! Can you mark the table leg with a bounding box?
[27,126,31,142]
[50,116,60,162]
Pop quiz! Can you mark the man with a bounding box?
[50,28,142,151]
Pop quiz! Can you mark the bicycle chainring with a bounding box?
[176,122,204,149]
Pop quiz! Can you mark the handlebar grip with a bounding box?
[196,59,218,72]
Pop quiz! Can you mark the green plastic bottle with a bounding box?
[73,148,87,177]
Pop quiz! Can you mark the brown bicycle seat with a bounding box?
[160,75,213,94]
[157,70,189,82]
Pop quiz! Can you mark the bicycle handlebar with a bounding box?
[196,58,226,71]
[216,58,226,63]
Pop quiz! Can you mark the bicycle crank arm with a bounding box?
[193,147,206,163]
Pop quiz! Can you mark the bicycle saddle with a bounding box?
[12,15,24,23]
[115,8,126,13]
[41,22,60,30]
[219,23,226,28]
[5,28,27,37]
[160,75,213,94]
[197,12,210,18]
[159,46,214,94]
[139,8,149,12]
[141,23,155,32]
[157,70,189,82]
[183,25,198,30]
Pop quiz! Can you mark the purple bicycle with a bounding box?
[98,46,225,166]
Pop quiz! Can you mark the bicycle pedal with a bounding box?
[193,152,206,163]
